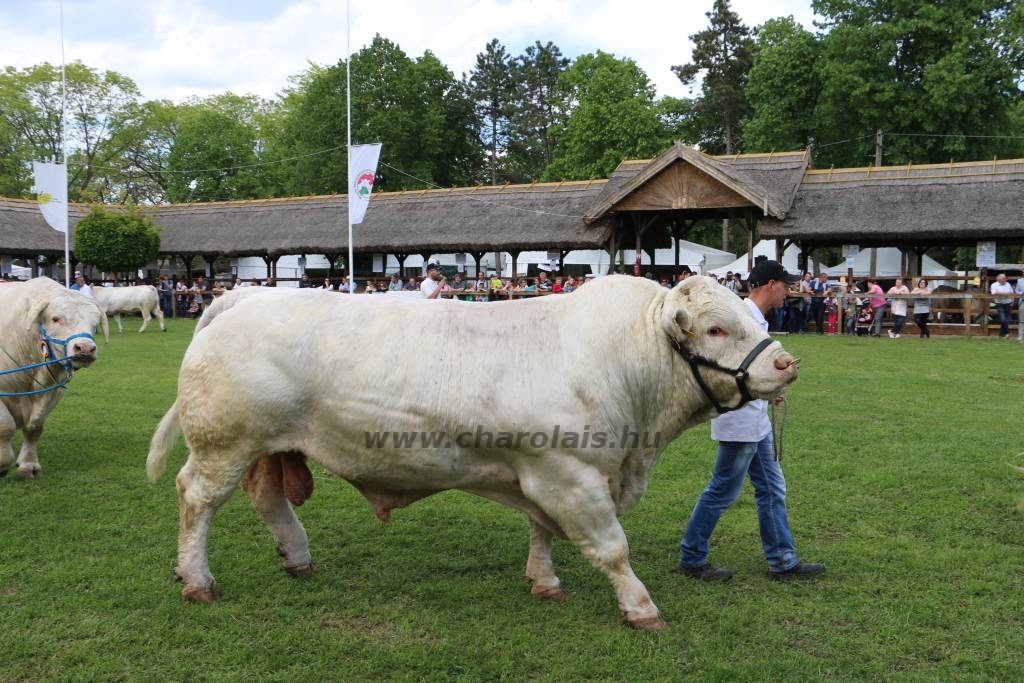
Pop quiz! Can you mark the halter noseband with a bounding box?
[0,324,96,397]
[669,336,776,414]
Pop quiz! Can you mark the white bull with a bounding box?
[147,275,798,630]
[93,284,165,336]
[0,277,104,477]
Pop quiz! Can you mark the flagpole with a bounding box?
[60,0,70,287]
[345,0,354,293]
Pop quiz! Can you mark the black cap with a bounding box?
[747,260,798,288]
[426,260,441,271]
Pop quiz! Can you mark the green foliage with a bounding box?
[468,39,514,185]
[812,0,1024,166]
[166,95,265,202]
[1,326,1023,679]
[506,41,570,182]
[743,17,822,153]
[0,61,143,202]
[73,205,160,274]
[672,0,756,154]
[543,51,669,181]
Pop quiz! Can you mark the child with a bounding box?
[855,302,875,336]
[824,290,839,335]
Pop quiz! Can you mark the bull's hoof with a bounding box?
[284,563,314,578]
[0,468,9,478]
[182,584,219,603]
[627,613,669,632]
[16,466,40,478]
[530,584,569,601]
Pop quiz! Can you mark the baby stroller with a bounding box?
[855,304,875,336]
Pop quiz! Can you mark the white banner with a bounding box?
[348,143,382,225]
[32,161,68,233]
[976,241,996,268]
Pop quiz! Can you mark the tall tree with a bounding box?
[671,0,755,154]
[506,41,570,182]
[812,0,1024,167]
[543,51,669,181]
[467,39,514,185]
[742,17,822,153]
[0,62,143,201]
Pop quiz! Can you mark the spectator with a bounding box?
[798,272,814,332]
[298,273,312,288]
[387,274,403,292]
[175,279,189,315]
[678,259,823,582]
[406,276,418,291]
[824,290,839,335]
[676,269,692,286]
[320,277,334,291]
[725,271,739,293]
[990,273,1014,338]
[841,284,861,335]
[157,275,173,316]
[265,277,276,287]
[865,277,886,336]
[552,276,564,293]
[252,279,262,287]
[785,285,804,334]
[911,278,932,338]
[536,271,552,292]
[74,274,94,298]
[232,276,247,289]
[887,278,910,338]
[810,273,829,334]
[365,280,378,294]
[420,261,446,299]
[451,272,466,292]
[855,302,875,336]
[338,276,354,293]
[659,276,671,289]
[1016,276,1024,342]
[563,276,577,293]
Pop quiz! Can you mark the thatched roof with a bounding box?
[760,159,1024,247]
[0,198,88,256]
[144,180,613,257]
[586,144,808,221]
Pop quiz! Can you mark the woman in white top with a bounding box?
[886,278,910,338]
[911,278,932,339]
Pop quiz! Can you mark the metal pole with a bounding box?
[345,0,355,293]
[60,0,70,287]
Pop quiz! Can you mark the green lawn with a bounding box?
[1,321,1022,681]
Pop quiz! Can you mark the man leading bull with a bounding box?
[679,260,826,581]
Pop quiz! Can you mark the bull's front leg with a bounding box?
[0,407,16,477]
[138,309,151,333]
[113,314,124,333]
[15,423,44,477]
[525,518,567,600]
[519,463,666,631]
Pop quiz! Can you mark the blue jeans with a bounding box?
[996,303,1011,337]
[680,436,800,572]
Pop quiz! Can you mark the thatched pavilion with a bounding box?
[2,143,1023,280]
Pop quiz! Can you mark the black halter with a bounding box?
[669,336,776,414]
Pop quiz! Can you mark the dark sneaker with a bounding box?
[678,563,733,582]
[769,562,825,579]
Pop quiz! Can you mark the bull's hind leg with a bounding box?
[155,306,166,331]
[0,408,16,476]
[525,518,567,600]
[519,464,666,631]
[138,308,151,333]
[240,454,313,577]
[175,454,246,602]
[113,314,124,333]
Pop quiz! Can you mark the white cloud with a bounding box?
[0,0,818,102]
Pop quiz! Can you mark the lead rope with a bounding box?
[770,394,789,462]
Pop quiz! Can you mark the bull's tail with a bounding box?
[147,400,181,482]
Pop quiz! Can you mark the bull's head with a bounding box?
[661,276,798,412]
[26,290,104,370]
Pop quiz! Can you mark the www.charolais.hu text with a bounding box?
[364,425,662,450]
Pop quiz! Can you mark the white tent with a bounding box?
[822,248,957,280]
[714,240,802,278]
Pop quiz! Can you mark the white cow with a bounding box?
[93,284,165,336]
[147,276,798,630]
[0,277,105,477]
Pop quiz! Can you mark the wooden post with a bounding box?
[509,250,521,280]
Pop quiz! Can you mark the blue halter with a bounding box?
[0,324,96,397]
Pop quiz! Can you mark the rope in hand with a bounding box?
[770,393,789,463]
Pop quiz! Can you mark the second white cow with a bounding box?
[93,285,165,335]
[147,276,799,630]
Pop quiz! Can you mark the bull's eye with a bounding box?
[707,325,727,337]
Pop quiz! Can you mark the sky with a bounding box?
[0,0,819,103]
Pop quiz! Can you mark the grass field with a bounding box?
[1,319,1022,681]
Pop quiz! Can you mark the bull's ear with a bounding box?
[662,300,694,340]
[26,298,49,330]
